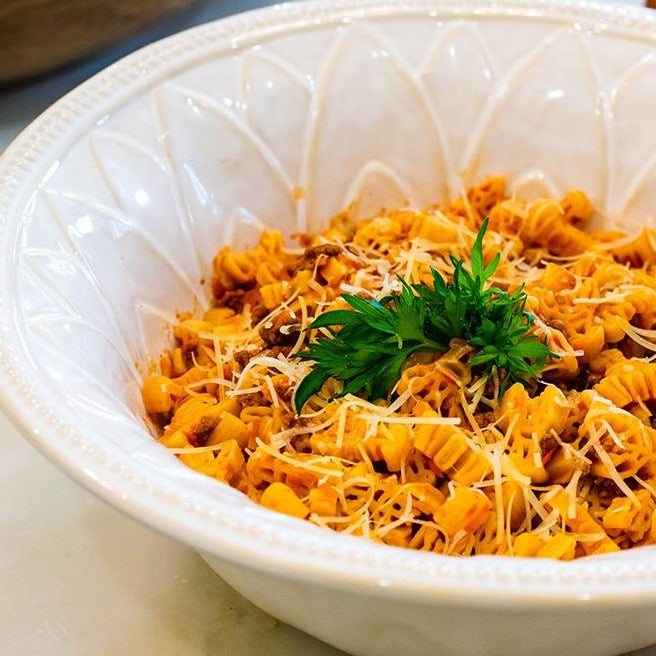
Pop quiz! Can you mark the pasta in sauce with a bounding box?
[142,176,656,560]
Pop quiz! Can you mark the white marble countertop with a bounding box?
[0,1,653,654]
[0,413,344,656]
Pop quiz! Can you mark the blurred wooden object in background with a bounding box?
[0,0,197,84]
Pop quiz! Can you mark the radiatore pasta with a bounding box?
[142,176,656,560]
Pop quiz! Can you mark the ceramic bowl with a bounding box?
[2,2,656,655]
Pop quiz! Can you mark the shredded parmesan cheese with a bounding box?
[143,177,656,560]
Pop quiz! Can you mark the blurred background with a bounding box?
[0,0,277,148]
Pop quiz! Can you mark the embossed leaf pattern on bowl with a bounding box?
[17,15,656,436]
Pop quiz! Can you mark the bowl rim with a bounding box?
[2,0,656,606]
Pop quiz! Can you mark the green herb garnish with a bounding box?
[294,219,557,413]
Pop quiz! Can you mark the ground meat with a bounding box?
[558,368,596,391]
[586,476,623,502]
[260,345,293,359]
[239,391,267,407]
[618,335,648,360]
[214,287,264,313]
[150,410,172,429]
[233,349,255,369]
[258,311,301,346]
[305,243,342,259]
[250,304,269,326]
[211,277,227,301]
[298,243,342,269]
[541,436,558,453]
[233,344,292,378]
[214,288,246,310]
[559,424,581,443]
[272,376,293,403]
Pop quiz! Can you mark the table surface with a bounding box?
[0,1,653,655]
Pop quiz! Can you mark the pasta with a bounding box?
[143,176,656,560]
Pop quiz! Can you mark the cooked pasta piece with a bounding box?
[143,177,656,560]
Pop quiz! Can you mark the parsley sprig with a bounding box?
[294,219,557,413]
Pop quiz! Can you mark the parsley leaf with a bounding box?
[294,219,557,413]
[294,282,446,412]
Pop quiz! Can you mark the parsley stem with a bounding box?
[294,219,557,413]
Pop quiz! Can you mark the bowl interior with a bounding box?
[3,0,656,595]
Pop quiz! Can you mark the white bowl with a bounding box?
[2,2,656,655]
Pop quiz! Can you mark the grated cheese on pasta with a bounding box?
[142,176,656,560]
